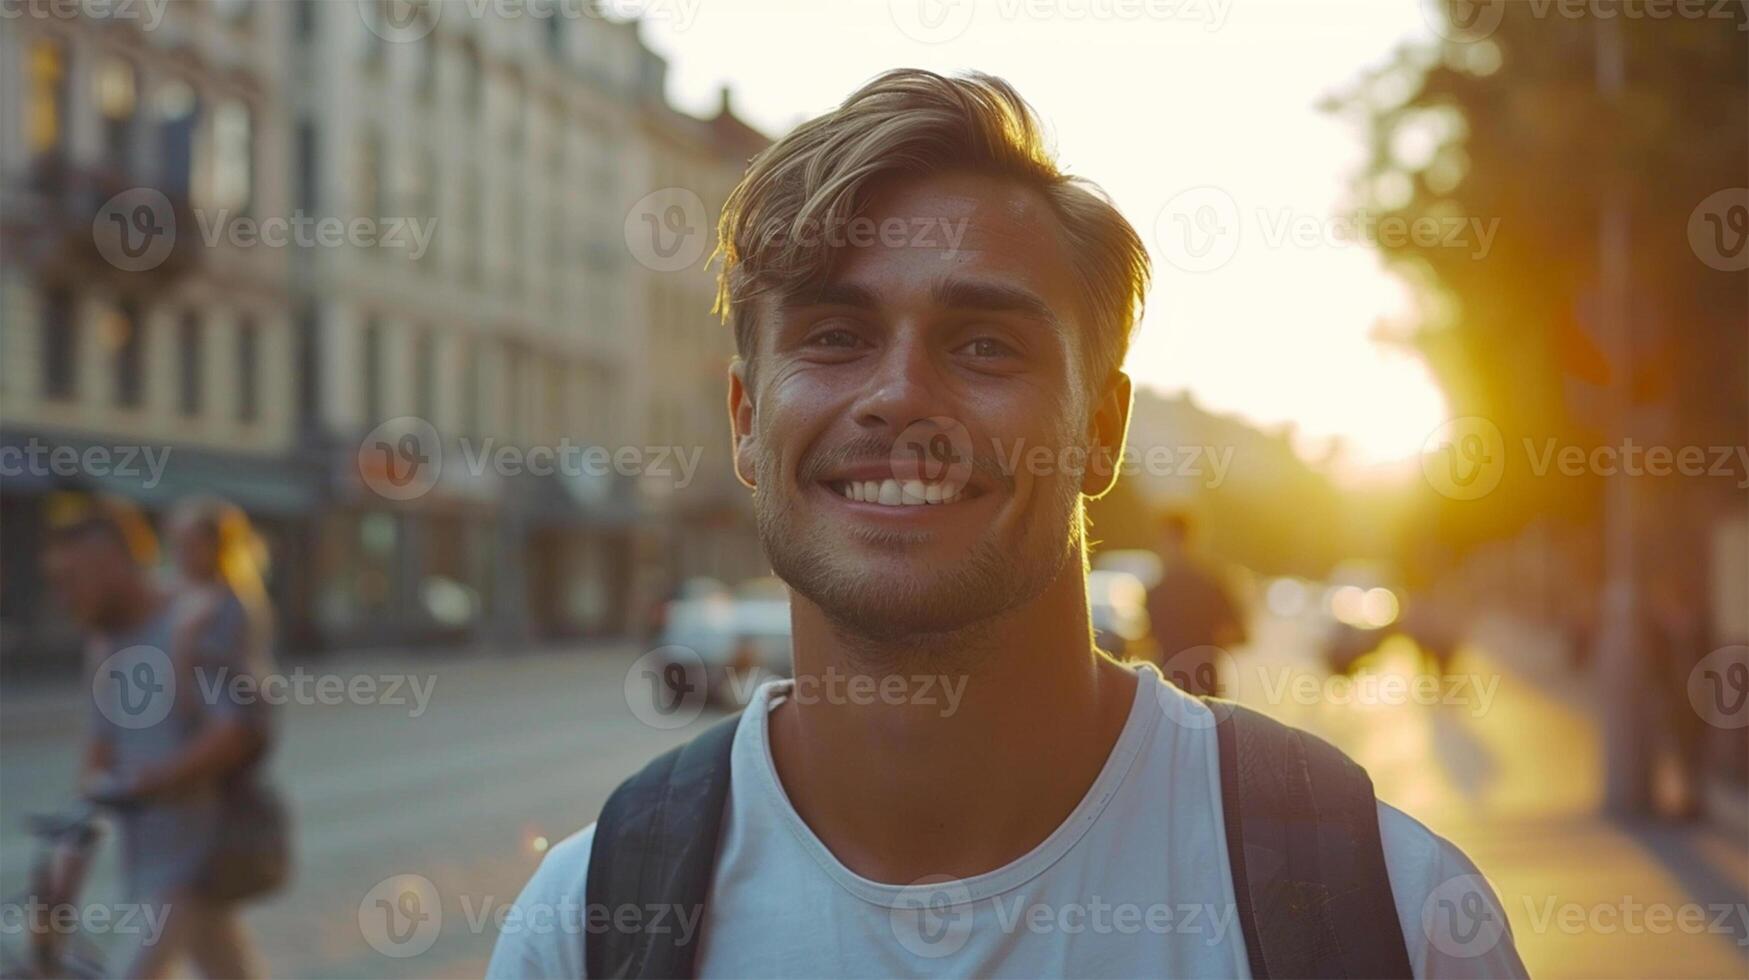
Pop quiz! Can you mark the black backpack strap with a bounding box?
[1203,697,1414,980]
[585,713,741,979]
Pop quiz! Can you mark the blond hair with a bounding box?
[713,69,1151,391]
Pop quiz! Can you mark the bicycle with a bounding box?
[0,801,116,979]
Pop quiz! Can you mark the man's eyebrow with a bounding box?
[779,281,881,310]
[930,279,1063,327]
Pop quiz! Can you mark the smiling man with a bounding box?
[488,70,1525,979]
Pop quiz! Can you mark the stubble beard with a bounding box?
[753,452,1084,660]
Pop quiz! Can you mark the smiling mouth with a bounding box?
[825,478,972,507]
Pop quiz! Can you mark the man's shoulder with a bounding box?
[485,825,596,980]
[1375,800,1526,977]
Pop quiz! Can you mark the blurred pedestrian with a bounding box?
[1145,510,1247,696]
[43,494,281,979]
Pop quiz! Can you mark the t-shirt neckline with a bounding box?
[740,663,1164,907]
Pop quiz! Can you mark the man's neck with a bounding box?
[769,563,1138,884]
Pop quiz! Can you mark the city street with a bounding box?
[3,619,1745,978]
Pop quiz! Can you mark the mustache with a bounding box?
[798,434,1015,491]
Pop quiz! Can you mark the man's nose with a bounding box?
[849,334,944,433]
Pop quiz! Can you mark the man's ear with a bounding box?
[727,357,757,489]
[1082,369,1133,499]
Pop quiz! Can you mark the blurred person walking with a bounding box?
[1145,510,1248,696]
[42,494,283,979]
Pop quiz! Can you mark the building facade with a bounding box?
[0,0,305,667]
[1,0,768,665]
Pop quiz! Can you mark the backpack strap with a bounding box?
[585,713,740,979]
[1203,697,1414,979]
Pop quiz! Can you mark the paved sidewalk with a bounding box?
[1229,614,1749,979]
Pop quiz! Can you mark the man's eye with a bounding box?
[809,328,861,349]
[960,337,1016,358]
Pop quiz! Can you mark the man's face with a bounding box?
[43,532,132,630]
[730,172,1130,641]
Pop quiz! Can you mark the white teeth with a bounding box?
[835,478,966,507]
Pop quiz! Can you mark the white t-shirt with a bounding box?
[488,665,1525,978]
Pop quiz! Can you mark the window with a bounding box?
[155,80,199,199]
[237,316,260,422]
[356,129,383,219]
[296,121,319,214]
[297,308,321,430]
[110,302,144,409]
[24,37,67,161]
[414,328,435,422]
[362,317,384,424]
[460,42,482,117]
[460,338,481,437]
[41,289,76,401]
[202,100,254,214]
[96,57,138,171]
[178,312,203,416]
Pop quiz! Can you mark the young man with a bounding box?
[490,70,1524,978]
[44,496,268,978]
